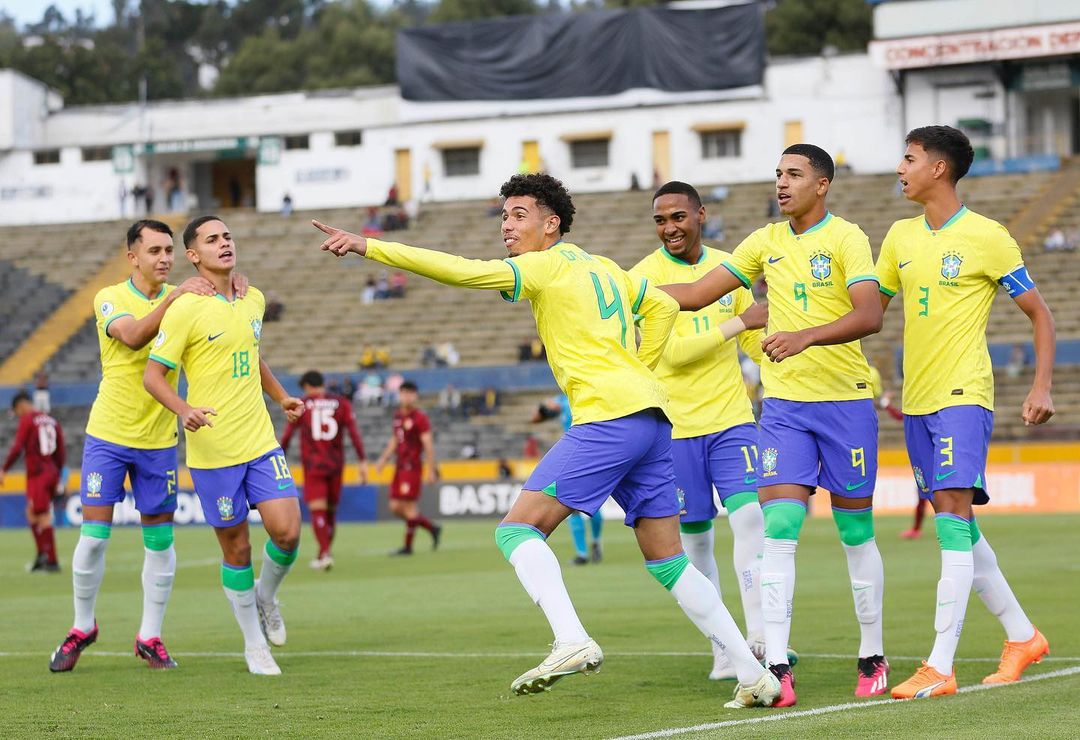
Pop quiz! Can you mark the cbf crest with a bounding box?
[913,466,928,492]
[217,496,235,522]
[810,252,832,281]
[941,252,963,280]
[251,318,263,344]
[676,487,686,513]
[85,471,103,497]
[761,448,779,477]
[718,294,733,307]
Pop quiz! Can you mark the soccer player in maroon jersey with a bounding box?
[1,391,66,572]
[280,370,368,570]
[375,380,441,555]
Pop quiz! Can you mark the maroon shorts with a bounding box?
[390,469,423,501]
[27,472,58,514]
[303,470,343,507]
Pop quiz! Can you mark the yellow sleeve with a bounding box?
[876,227,900,297]
[95,286,130,339]
[982,223,1025,282]
[635,285,679,370]
[734,289,765,364]
[148,298,192,370]
[839,226,877,289]
[365,239,517,294]
[722,231,764,289]
[663,331,725,367]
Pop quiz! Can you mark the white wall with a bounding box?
[875,0,1080,39]
[901,67,1009,157]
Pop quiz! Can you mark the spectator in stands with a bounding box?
[1065,228,1080,251]
[357,372,384,407]
[385,183,400,207]
[341,376,357,400]
[1005,343,1029,379]
[422,162,433,202]
[1044,228,1066,251]
[142,184,154,214]
[706,185,729,202]
[119,182,128,218]
[460,437,479,459]
[498,458,513,480]
[359,344,377,369]
[264,291,285,322]
[281,193,293,217]
[227,176,240,208]
[436,341,460,367]
[481,387,500,416]
[518,336,544,362]
[384,372,404,407]
[382,208,409,231]
[766,193,780,218]
[32,371,50,414]
[438,383,463,417]
[389,271,407,298]
[835,149,852,173]
[703,214,724,242]
[522,434,540,459]
[630,173,642,191]
[362,276,377,305]
[166,168,184,211]
[420,341,439,368]
[375,271,390,299]
[362,207,384,237]
[375,345,391,369]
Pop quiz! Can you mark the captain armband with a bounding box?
[998,265,1035,298]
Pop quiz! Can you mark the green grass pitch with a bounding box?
[1,513,1078,738]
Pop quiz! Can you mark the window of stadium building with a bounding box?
[81,146,112,162]
[700,130,741,159]
[335,130,363,147]
[442,147,481,177]
[33,149,61,165]
[570,139,610,169]
[284,135,310,150]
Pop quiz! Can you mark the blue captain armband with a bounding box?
[999,265,1035,298]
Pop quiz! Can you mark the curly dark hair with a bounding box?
[499,173,575,235]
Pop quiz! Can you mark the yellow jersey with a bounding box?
[723,212,876,402]
[365,239,679,426]
[86,278,180,449]
[876,206,1024,414]
[630,246,762,438]
[149,286,278,468]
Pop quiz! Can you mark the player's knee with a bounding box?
[832,507,875,547]
[494,522,545,561]
[762,500,806,541]
[226,540,252,565]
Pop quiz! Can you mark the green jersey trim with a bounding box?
[103,312,134,336]
[631,277,648,314]
[722,261,751,289]
[126,277,166,301]
[500,259,522,303]
[789,211,832,237]
[148,353,177,370]
[846,274,880,288]
[924,205,968,232]
[879,285,897,297]
[660,245,708,266]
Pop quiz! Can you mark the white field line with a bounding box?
[609,665,1080,740]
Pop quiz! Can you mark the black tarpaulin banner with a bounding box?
[396,4,766,102]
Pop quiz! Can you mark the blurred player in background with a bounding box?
[313,173,781,708]
[48,219,235,673]
[868,361,925,539]
[280,370,368,570]
[1,391,65,573]
[659,146,889,704]
[375,381,441,556]
[880,126,1055,699]
[630,181,778,681]
[530,393,603,565]
[144,216,303,676]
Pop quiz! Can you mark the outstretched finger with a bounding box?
[312,219,339,235]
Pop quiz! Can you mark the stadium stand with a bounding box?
[0,259,69,364]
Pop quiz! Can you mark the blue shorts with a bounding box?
[757,399,878,498]
[904,405,992,505]
[189,448,298,528]
[80,435,178,515]
[524,409,679,526]
[672,423,759,523]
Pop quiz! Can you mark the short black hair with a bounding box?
[499,173,575,235]
[906,125,974,183]
[183,215,224,248]
[11,390,31,410]
[126,219,173,249]
[782,144,835,182]
[400,380,418,392]
[299,370,324,389]
[652,181,702,209]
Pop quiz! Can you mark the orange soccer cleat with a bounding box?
[982,627,1049,684]
[890,661,957,699]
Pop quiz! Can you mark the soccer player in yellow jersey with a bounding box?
[49,219,247,673]
[629,181,776,681]
[313,173,781,707]
[659,145,889,704]
[144,216,305,676]
[880,126,1055,700]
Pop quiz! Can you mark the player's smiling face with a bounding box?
[896,142,942,204]
[187,220,236,273]
[129,227,176,284]
[501,196,560,255]
[653,193,704,260]
[775,154,827,218]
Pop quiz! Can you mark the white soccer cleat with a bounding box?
[724,669,782,709]
[709,643,738,680]
[255,585,287,646]
[244,644,281,675]
[308,555,334,571]
[511,639,603,695]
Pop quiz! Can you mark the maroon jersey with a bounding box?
[3,411,65,478]
[280,394,365,476]
[392,408,430,471]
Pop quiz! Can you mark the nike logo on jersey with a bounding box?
[937,600,955,607]
[768,256,785,264]
[852,585,872,591]
[899,261,912,269]
[743,475,756,485]
[208,332,225,341]
[935,470,957,481]
[845,480,869,491]
[277,482,292,490]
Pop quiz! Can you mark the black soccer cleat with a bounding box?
[391,547,413,556]
[49,624,99,672]
[27,553,46,573]
[44,561,61,573]
[135,636,178,669]
[431,524,443,550]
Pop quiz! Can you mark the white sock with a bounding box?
[224,586,268,648]
[138,545,176,640]
[926,549,974,675]
[255,544,293,603]
[728,504,765,638]
[972,533,1035,643]
[680,527,721,595]
[842,540,885,657]
[670,565,765,685]
[71,534,109,632]
[509,538,589,644]
[761,538,797,667]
